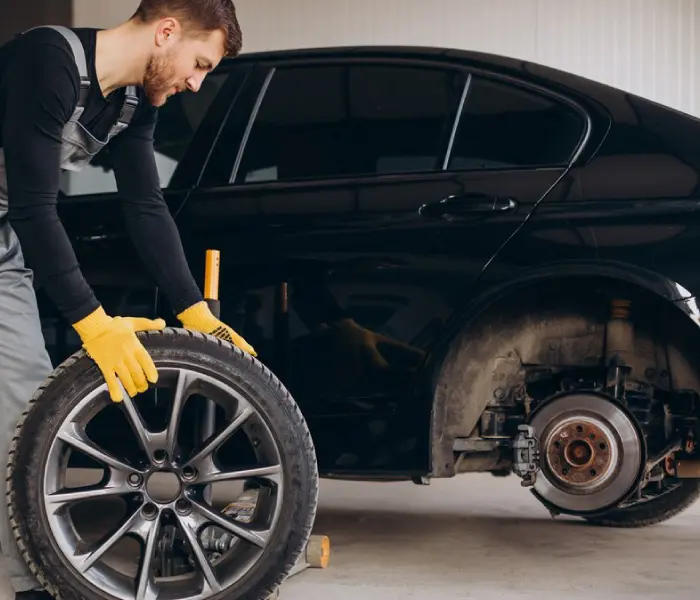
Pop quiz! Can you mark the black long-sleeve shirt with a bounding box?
[0,26,203,323]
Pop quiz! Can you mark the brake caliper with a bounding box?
[512,424,541,487]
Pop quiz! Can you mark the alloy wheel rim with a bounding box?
[41,366,285,600]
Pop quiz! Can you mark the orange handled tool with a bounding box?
[204,249,221,319]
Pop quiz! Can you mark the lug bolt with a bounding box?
[128,473,143,487]
[141,503,158,520]
[175,499,191,515]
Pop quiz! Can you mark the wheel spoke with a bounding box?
[74,509,145,573]
[57,422,136,473]
[119,386,163,463]
[166,370,193,458]
[176,512,222,594]
[45,474,133,512]
[135,513,161,600]
[186,404,255,468]
[191,501,270,549]
[122,371,196,464]
[198,460,282,486]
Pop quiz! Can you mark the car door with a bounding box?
[174,55,589,464]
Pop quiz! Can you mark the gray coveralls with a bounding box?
[0,26,139,594]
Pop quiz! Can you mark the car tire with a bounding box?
[584,480,700,528]
[6,327,319,600]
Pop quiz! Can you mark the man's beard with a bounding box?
[143,52,178,107]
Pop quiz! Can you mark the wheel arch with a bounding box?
[427,261,700,478]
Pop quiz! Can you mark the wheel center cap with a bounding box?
[146,471,182,504]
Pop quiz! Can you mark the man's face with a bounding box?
[144,26,226,107]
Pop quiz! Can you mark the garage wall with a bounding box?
[0,0,71,45]
[72,0,700,117]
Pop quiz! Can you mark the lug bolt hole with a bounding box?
[175,499,191,514]
[153,449,167,463]
[599,442,606,450]
[554,441,562,449]
[181,466,197,481]
[590,469,597,476]
[142,503,158,520]
[128,473,143,487]
[576,425,583,433]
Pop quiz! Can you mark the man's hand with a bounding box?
[177,300,257,357]
[72,307,165,402]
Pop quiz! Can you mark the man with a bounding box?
[0,1,255,597]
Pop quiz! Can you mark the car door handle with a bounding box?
[419,194,518,219]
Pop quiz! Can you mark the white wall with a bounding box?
[73,0,700,117]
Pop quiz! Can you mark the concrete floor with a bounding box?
[280,474,700,600]
[3,472,699,599]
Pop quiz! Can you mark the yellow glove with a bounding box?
[122,316,167,332]
[72,306,165,402]
[177,301,257,356]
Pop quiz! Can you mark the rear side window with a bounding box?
[234,63,467,184]
[447,76,586,170]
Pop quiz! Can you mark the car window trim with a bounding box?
[226,57,471,186]
[442,73,473,171]
[226,56,593,187]
[454,66,593,167]
[229,66,276,185]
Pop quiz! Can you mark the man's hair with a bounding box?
[132,0,243,56]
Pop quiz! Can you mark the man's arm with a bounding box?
[3,36,101,323]
[106,106,204,315]
[107,109,257,356]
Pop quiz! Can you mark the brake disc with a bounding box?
[528,391,646,515]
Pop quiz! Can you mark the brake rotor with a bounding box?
[528,391,645,514]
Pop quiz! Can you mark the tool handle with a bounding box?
[204,249,221,319]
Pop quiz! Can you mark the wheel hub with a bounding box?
[545,416,616,492]
[529,392,644,514]
[146,470,182,504]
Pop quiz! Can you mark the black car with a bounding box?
[45,45,700,528]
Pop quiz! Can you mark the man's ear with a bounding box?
[155,17,180,47]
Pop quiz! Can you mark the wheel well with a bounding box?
[429,275,700,477]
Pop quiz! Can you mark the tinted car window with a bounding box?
[58,72,228,196]
[234,63,467,184]
[447,76,586,170]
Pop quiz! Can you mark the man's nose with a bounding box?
[186,76,202,93]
